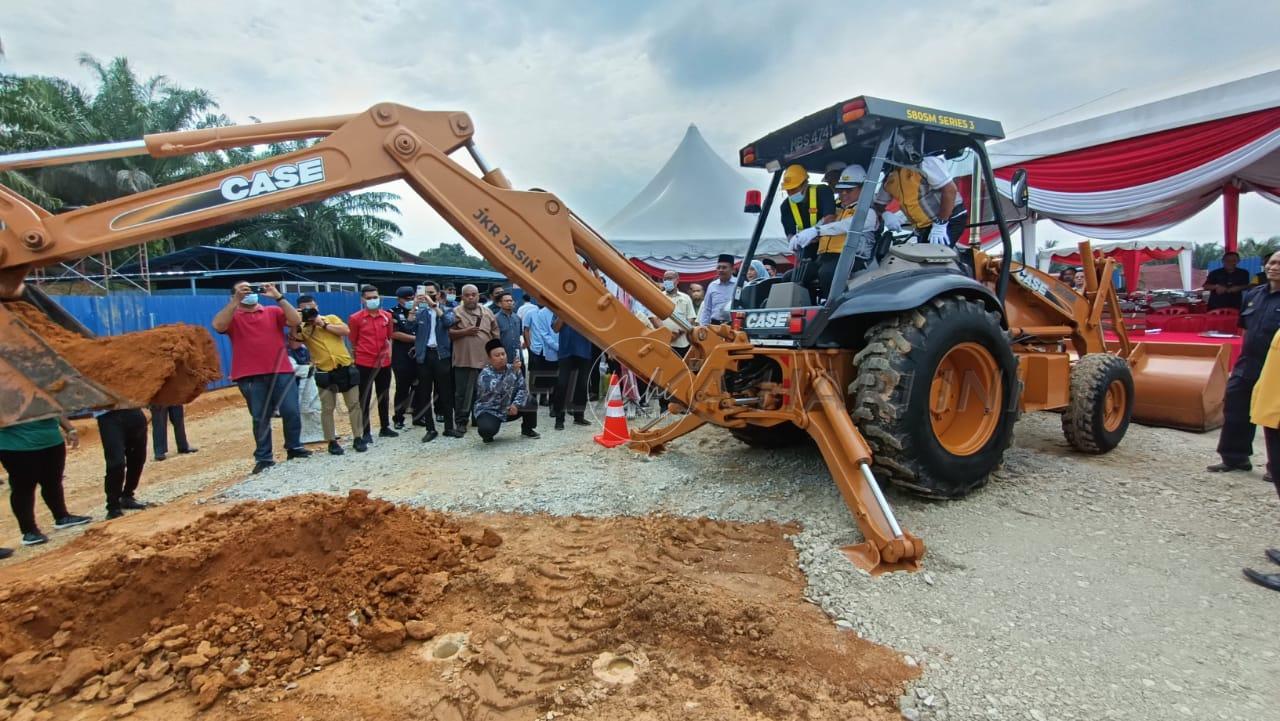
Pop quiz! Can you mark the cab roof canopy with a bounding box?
[739,96,1005,173]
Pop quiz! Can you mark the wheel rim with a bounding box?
[1102,379,1127,432]
[929,342,1003,456]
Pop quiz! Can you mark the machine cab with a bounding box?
[729,96,1015,348]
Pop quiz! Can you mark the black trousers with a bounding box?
[1264,427,1280,500]
[553,355,592,422]
[391,361,419,426]
[0,443,69,535]
[588,346,602,401]
[97,408,148,512]
[475,404,537,440]
[150,404,190,457]
[528,352,558,405]
[453,367,481,429]
[1217,360,1260,466]
[414,350,455,432]
[357,365,393,438]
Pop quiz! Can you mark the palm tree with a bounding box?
[0,55,226,207]
[0,56,402,260]
[221,190,402,261]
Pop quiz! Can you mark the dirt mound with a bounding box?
[0,500,915,720]
[0,491,497,712]
[9,301,222,406]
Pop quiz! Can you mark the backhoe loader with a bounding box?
[0,98,1228,574]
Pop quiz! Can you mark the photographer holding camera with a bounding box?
[291,296,367,455]
[213,281,311,474]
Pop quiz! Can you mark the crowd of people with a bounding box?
[216,276,710,477]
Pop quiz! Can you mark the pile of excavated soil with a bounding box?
[0,491,495,715]
[0,494,916,720]
[8,301,221,406]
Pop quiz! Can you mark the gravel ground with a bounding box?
[222,406,1280,721]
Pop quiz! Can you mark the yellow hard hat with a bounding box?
[782,164,808,192]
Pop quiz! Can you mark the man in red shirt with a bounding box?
[349,284,398,444]
[213,281,312,474]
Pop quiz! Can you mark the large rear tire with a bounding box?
[852,295,1020,498]
[1062,353,1134,454]
[729,422,810,449]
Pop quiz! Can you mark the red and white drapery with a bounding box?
[630,256,724,282]
[987,107,1280,248]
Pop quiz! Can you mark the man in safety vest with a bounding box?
[878,154,967,249]
[793,165,881,300]
[779,164,837,293]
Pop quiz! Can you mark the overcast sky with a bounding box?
[6,0,1280,256]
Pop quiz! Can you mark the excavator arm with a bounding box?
[0,105,706,409]
[0,103,922,574]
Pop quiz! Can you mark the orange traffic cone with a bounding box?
[594,373,631,448]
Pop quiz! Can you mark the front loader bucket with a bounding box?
[1107,340,1230,432]
[0,301,122,426]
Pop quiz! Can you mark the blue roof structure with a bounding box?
[140,245,504,281]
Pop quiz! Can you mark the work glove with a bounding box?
[882,210,906,232]
[928,223,950,245]
[794,226,819,246]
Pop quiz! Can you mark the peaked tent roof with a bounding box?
[604,124,786,260]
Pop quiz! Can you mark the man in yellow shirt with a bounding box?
[291,295,367,455]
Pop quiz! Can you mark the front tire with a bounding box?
[852,295,1020,498]
[1062,353,1133,454]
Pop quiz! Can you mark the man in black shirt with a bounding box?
[1209,250,1280,476]
[1203,252,1251,311]
[389,286,420,429]
[778,163,836,294]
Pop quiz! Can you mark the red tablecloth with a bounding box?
[1106,330,1242,367]
[1144,313,1240,334]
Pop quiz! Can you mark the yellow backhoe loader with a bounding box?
[0,98,1228,574]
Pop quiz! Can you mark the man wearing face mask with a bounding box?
[389,286,420,430]
[778,164,837,289]
[349,285,398,444]
[212,281,310,474]
[443,284,459,308]
[412,281,461,441]
[290,295,367,455]
[659,270,696,357]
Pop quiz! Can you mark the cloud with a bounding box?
[3,0,1279,254]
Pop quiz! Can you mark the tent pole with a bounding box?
[1223,182,1240,254]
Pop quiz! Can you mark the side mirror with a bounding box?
[744,189,762,214]
[1010,168,1030,209]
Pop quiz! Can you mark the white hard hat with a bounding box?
[834,164,868,188]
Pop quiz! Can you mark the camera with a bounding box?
[251,284,265,294]
[300,307,319,322]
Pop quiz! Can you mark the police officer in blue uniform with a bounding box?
[1208,250,1280,479]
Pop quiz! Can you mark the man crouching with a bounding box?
[474,338,540,443]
